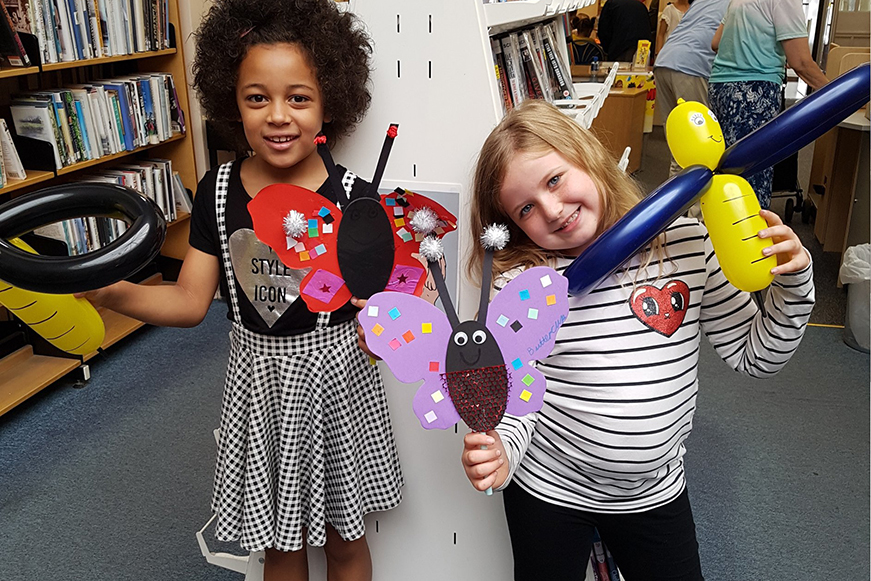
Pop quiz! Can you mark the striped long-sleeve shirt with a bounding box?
[494,218,815,513]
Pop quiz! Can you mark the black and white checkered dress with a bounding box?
[210,162,403,552]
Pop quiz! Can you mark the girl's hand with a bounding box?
[351,297,381,360]
[758,209,810,275]
[74,283,118,308]
[462,430,508,492]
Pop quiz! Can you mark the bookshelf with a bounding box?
[0,0,195,416]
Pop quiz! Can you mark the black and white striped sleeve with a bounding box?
[699,231,815,377]
[494,412,538,490]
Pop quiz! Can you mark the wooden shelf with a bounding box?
[0,65,41,79]
[40,49,177,73]
[0,346,80,416]
[56,133,185,175]
[0,171,56,195]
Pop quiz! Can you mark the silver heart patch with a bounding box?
[229,229,310,327]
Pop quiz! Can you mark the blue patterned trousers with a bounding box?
[708,80,781,209]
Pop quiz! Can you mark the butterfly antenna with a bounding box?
[368,124,399,199]
[315,133,351,209]
[419,235,460,328]
[478,224,510,324]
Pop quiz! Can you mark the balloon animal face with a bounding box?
[666,99,725,170]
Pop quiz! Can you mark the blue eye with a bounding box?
[548,175,560,187]
[519,203,533,217]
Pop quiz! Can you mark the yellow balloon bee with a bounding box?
[0,238,105,355]
[666,99,775,292]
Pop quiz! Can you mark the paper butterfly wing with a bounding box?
[486,266,569,417]
[381,189,458,297]
[360,291,460,430]
[248,184,351,312]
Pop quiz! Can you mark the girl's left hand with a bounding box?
[758,209,811,275]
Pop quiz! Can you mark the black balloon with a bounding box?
[0,183,166,294]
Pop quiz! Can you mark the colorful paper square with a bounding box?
[429,361,440,372]
[308,227,319,238]
[496,314,510,327]
[519,389,532,402]
[322,223,333,234]
[511,320,523,333]
[431,390,444,403]
[302,269,344,301]
[519,289,530,301]
[388,338,402,351]
[422,322,433,334]
[424,410,438,423]
[322,213,335,224]
[394,218,406,228]
[393,206,404,216]
[402,330,415,343]
[318,207,331,218]
[308,219,318,228]
[386,198,396,206]
[309,246,320,258]
[314,244,327,255]
[546,294,557,306]
[368,305,379,318]
[540,274,553,288]
[299,251,311,262]
[522,374,535,386]
[389,307,401,320]
[294,242,306,252]
[396,228,413,242]
[385,264,424,293]
[528,308,539,320]
[511,358,523,370]
[371,323,384,336]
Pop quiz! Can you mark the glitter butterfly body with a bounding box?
[361,265,569,431]
[248,125,456,313]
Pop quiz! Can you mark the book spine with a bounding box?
[542,31,571,99]
[0,0,31,65]
[61,90,86,159]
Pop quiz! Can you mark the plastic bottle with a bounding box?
[590,56,599,81]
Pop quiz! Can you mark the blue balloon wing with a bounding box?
[718,64,871,178]
[564,166,713,297]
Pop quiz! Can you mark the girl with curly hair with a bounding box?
[80,0,402,578]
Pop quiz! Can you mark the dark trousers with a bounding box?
[503,483,704,581]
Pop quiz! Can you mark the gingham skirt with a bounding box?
[211,320,403,552]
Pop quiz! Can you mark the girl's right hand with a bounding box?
[351,297,381,360]
[74,283,119,309]
[462,430,508,492]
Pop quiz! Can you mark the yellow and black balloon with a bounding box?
[0,238,105,355]
[666,98,776,292]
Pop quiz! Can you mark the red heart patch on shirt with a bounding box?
[630,281,690,337]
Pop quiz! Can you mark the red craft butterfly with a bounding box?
[248,125,457,313]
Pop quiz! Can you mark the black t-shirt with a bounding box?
[189,159,366,335]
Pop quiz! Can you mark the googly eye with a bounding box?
[472,330,487,345]
[707,109,718,123]
[453,331,468,346]
[690,113,705,126]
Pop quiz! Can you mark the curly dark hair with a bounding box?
[192,0,372,153]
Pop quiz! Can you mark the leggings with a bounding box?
[503,483,704,581]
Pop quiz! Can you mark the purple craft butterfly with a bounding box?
[360,265,569,430]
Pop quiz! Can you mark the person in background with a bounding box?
[656,0,693,57]
[597,0,652,62]
[654,0,731,177]
[708,0,829,209]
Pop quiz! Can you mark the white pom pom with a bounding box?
[410,207,439,234]
[283,210,307,239]
[419,235,444,262]
[480,224,510,251]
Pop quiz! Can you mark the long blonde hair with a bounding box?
[468,100,666,289]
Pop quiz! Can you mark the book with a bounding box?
[0,0,31,65]
[591,529,611,581]
[603,541,620,581]
[541,21,573,100]
[0,118,27,179]
[172,170,192,214]
[518,29,545,101]
[490,37,513,113]
[500,33,525,107]
[9,96,63,168]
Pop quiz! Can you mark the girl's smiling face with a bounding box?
[499,150,603,257]
[236,43,328,178]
